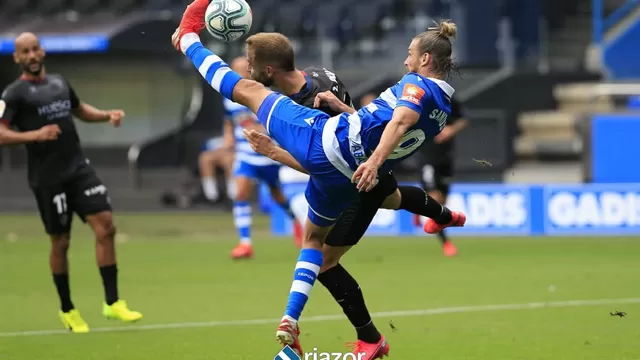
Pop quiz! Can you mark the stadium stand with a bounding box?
[2,0,639,211]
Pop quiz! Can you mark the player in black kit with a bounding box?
[0,32,142,332]
[243,32,459,359]
[415,96,468,257]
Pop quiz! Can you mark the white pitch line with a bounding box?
[1,297,638,338]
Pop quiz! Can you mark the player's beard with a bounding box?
[23,60,43,76]
[253,72,273,87]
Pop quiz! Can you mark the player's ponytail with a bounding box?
[415,19,458,79]
[436,20,457,39]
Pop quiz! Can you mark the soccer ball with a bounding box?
[204,0,253,42]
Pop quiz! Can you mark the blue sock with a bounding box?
[284,248,323,321]
[181,34,242,100]
[233,201,252,245]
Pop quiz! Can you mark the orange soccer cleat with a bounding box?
[276,318,303,356]
[172,0,208,51]
[424,210,466,234]
[230,243,253,259]
[347,336,390,360]
[442,240,458,257]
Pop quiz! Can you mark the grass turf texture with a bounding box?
[0,213,639,359]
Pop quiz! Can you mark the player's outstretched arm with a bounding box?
[73,103,124,127]
[0,123,61,145]
[352,107,419,191]
[243,129,309,175]
[367,107,419,166]
[271,147,308,175]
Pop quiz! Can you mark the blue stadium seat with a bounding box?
[628,95,640,109]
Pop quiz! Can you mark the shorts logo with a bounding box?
[399,84,425,106]
[85,185,107,197]
[350,141,367,165]
[0,100,6,118]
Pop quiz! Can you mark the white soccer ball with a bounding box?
[204,0,253,42]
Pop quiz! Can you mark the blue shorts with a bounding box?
[256,93,358,227]
[233,160,281,188]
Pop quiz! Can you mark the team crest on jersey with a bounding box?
[400,84,425,106]
[0,100,5,118]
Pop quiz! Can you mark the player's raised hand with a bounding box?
[243,128,275,157]
[107,110,124,127]
[314,91,343,112]
[352,159,380,192]
[35,124,61,142]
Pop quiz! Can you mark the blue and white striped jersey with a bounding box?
[223,98,279,166]
[323,72,454,178]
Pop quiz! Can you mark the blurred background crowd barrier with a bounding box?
[1,0,640,236]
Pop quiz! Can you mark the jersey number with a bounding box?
[388,129,426,159]
[53,193,67,215]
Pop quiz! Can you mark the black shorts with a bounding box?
[420,163,453,195]
[324,172,398,247]
[32,169,112,235]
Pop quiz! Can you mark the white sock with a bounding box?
[202,177,218,201]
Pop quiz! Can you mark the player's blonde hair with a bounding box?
[414,19,457,77]
[245,32,295,71]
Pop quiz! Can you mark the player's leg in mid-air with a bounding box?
[173,1,358,354]
[172,1,271,116]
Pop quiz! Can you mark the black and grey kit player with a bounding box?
[417,96,468,256]
[0,32,142,332]
[2,74,111,232]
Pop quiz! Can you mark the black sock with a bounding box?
[53,273,74,312]
[398,186,452,224]
[437,230,448,245]
[317,264,381,343]
[99,264,119,305]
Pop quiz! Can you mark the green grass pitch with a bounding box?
[0,212,639,359]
